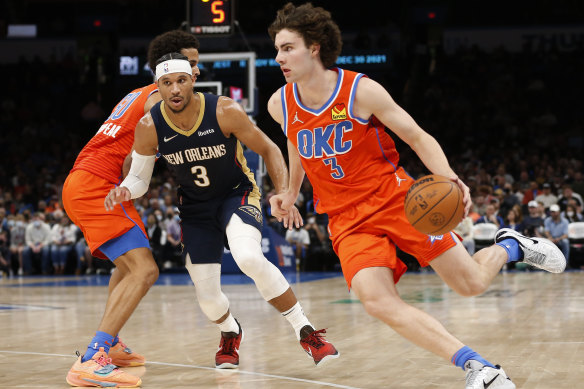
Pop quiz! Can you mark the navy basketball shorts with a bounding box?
[179,188,263,264]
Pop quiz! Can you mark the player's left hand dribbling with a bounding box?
[104,187,131,211]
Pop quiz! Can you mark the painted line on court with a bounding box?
[531,341,584,344]
[0,350,361,389]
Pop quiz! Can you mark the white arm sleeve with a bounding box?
[119,150,156,199]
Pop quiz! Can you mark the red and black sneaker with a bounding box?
[215,319,244,369]
[299,326,340,366]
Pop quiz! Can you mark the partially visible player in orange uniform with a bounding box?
[62,30,200,387]
[267,3,566,389]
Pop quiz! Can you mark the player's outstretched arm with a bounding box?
[217,96,302,228]
[104,113,159,211]
[268,139,305,229]
[121,92,162,179]
[355,78,471,216]
[266,90,306,228]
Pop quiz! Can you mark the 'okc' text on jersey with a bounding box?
[296,120,353,159]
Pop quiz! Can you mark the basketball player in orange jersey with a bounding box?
[267,3,566,389]
[62,30,201,387]
[105,52,338,371]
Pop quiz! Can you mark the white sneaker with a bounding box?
[465,360,516,389]
[495,228,566,273]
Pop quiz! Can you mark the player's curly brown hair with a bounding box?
[268,2,342,69]
[147,30,200,71]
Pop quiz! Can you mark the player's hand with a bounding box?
[451,176,471,219]
[269,192,301,229]
[282,205,303,230]
[104,186,131,211]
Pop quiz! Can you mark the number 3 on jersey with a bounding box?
[191,165,210,187]
[323,157,344,179]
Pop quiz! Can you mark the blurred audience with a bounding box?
[0,43,582,275]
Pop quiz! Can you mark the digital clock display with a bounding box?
[190,0,234,36]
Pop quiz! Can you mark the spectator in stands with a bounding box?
[45,195,62,215]
[9,213,27,275]
[153,209,167,231]
[23,212,52,274]
[149,197,164,222]
[511,182,525,205]
[453,216,475,255]
[562,203,583,223]
[558,185,583,211]
[498,184,521,219]
[163,208,183,268]
[516,170,531,192]
[74,233,94,275]
[49,214,78,274]
[535,182,558,211]
[0,227,10,277]
[522,181,541,206]
[146,214,163,269]
[37,199,48,215]
[543,204,570,261]
[572,171,584,200]
[492,164,514,189]
[0,207,9,233]
[503,205,524,232]
[471,193,487,218]
[161,193,175,214]
[302,213,328,270]
[522,200,545,237]
[475,204,504,228]
[477,185,495,211]
[285,224,310,270]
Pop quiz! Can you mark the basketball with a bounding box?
[404,174,464,236]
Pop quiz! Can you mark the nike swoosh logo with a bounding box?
[164,134,178,142]
[484,374,499,388]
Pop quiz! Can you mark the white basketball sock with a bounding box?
[282,302,312,340]
[218,313,239,334]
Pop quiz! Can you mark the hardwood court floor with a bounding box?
[1,270,583,388]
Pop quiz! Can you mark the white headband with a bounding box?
[155,59,192,81]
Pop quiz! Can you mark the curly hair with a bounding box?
[147,30,200,71]
[268,2,342,69]
[155,52,188,67]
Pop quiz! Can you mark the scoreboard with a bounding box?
[190,0,234,36]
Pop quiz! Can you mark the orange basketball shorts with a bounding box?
[328,167,458,289]
[62,169,147,259]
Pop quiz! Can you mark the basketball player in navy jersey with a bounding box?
[105,53,339,368]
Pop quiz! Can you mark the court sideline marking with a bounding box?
[0,350,362,389]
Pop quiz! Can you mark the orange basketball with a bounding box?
[404,174,464,236]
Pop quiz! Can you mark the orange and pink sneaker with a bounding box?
[109,339,145,367]
[66,347,142,387]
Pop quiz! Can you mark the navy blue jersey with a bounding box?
[150,92,260,206]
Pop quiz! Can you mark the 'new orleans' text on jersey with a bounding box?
[150,92,258,203]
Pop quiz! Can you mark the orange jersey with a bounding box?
[71,84,158,184]
[281,68,400,216]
